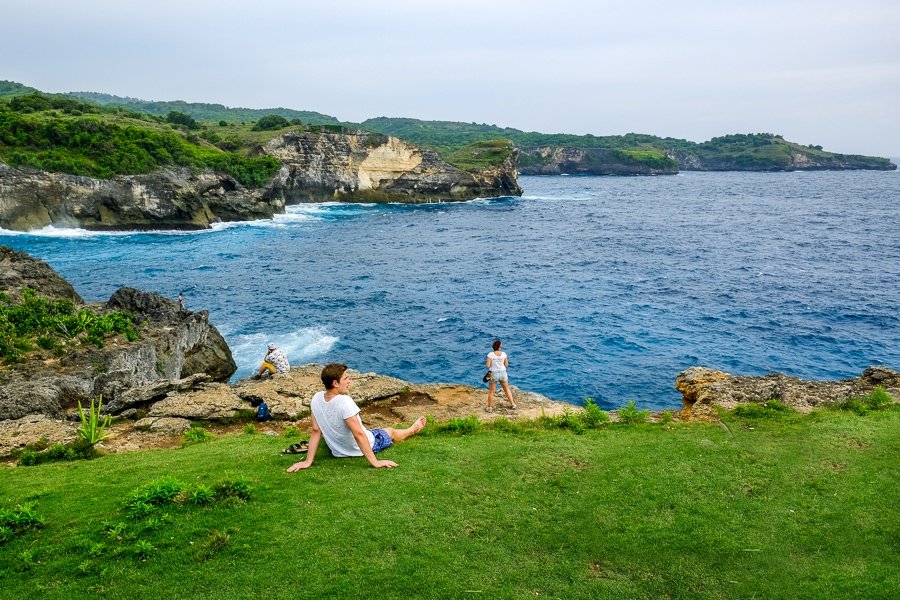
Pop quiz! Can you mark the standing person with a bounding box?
[286,363,427,471]
[486,339,516,412]
[177,292,185,311]
[255,343,290,378]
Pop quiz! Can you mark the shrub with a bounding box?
[436,415,481,435]
[834,386,895,415]
[283,425,303,438]
[581,398,610,428]
[618,400,650,425]
[212,478,253,502]
[186,486,215,506]
[242,423,257,435]
[0,502,45,543]
[252,114,290,131]
[182,426,215,447]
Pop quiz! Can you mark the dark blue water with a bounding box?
[2,170,898,410]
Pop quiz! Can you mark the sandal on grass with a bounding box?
[282,441,309,455]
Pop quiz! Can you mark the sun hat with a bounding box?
[268,343,276,350]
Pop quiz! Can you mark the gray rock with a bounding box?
[675,366,900,419]
[133,416,193,434]
[0,162,283,231]
[0,246,83,302]
[0,414,77,456]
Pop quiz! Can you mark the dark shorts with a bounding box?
[371,429,394,453]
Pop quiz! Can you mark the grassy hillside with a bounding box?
[67,91,341,126]
[0,92,280,186]
[1,406,897,599]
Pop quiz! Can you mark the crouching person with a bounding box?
[287,363,426,471]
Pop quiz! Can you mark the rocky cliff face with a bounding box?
[0,131,522,231]
[519,146,678,176]
[0,162,283,231]
[262,131,521,203]
[0,250,236,421]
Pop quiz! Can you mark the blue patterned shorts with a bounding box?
[371,429,394,453]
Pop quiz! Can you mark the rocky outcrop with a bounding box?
[519,146,678,176]
[0,162,284,231]
[675,366,899,420]
[262,131,522,203]
[0,250,236,421]
[0,246,83,302]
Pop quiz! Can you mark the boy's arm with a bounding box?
[345,416,397,469]
[287,414,322,472]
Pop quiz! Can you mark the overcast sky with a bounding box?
[2,0,899,156]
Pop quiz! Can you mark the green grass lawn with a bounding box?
[1,409,898,599]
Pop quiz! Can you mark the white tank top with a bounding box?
[488,351,507,373]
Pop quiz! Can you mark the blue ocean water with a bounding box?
[2,170,898,410]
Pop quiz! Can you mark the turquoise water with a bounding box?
[2,170,898,410]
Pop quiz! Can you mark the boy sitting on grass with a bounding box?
[287,363,426,471]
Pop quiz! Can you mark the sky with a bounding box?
[2,0,899,157]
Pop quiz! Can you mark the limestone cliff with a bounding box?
[0,162,283,231]
[262,131,521,203]
[519,146,678,176]
[0,131,521,231]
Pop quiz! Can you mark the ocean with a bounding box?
[2,170,898,410]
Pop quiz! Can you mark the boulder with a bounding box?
[0,246,83,302]
[675,366,900,420]
[0,414,78,456]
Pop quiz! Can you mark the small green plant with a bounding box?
[132,539,155,560]
[182,426,215,447]
[186,485,215,506]
[197,528,233,559]
[76,395,112,446]
[212,478,253,502]
[660,410,675,425]
[17,549,36,571]
[436,415,481,435]
[0,501,45,543]
[242,423,257,435]
[283,425,303,438]
[618,400,650,425]
[581,398,610,428]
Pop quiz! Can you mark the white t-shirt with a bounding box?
[488,351,508,373]
[310,391,375,457]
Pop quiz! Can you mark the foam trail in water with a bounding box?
[227,326,338,380]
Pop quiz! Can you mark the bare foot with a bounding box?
[409,416,427,434]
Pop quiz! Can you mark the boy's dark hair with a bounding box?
[492,339,502,351]
[321,363,348,389]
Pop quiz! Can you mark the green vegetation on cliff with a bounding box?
[0,407,897,598]
[0,93,280,186]
[0,288,138,362]
[66,90,341,126]
[443,139,516,171]
[361,117,895,172]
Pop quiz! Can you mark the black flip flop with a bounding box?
[282,441,309,455]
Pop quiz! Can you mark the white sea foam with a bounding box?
[227,326,338,378]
